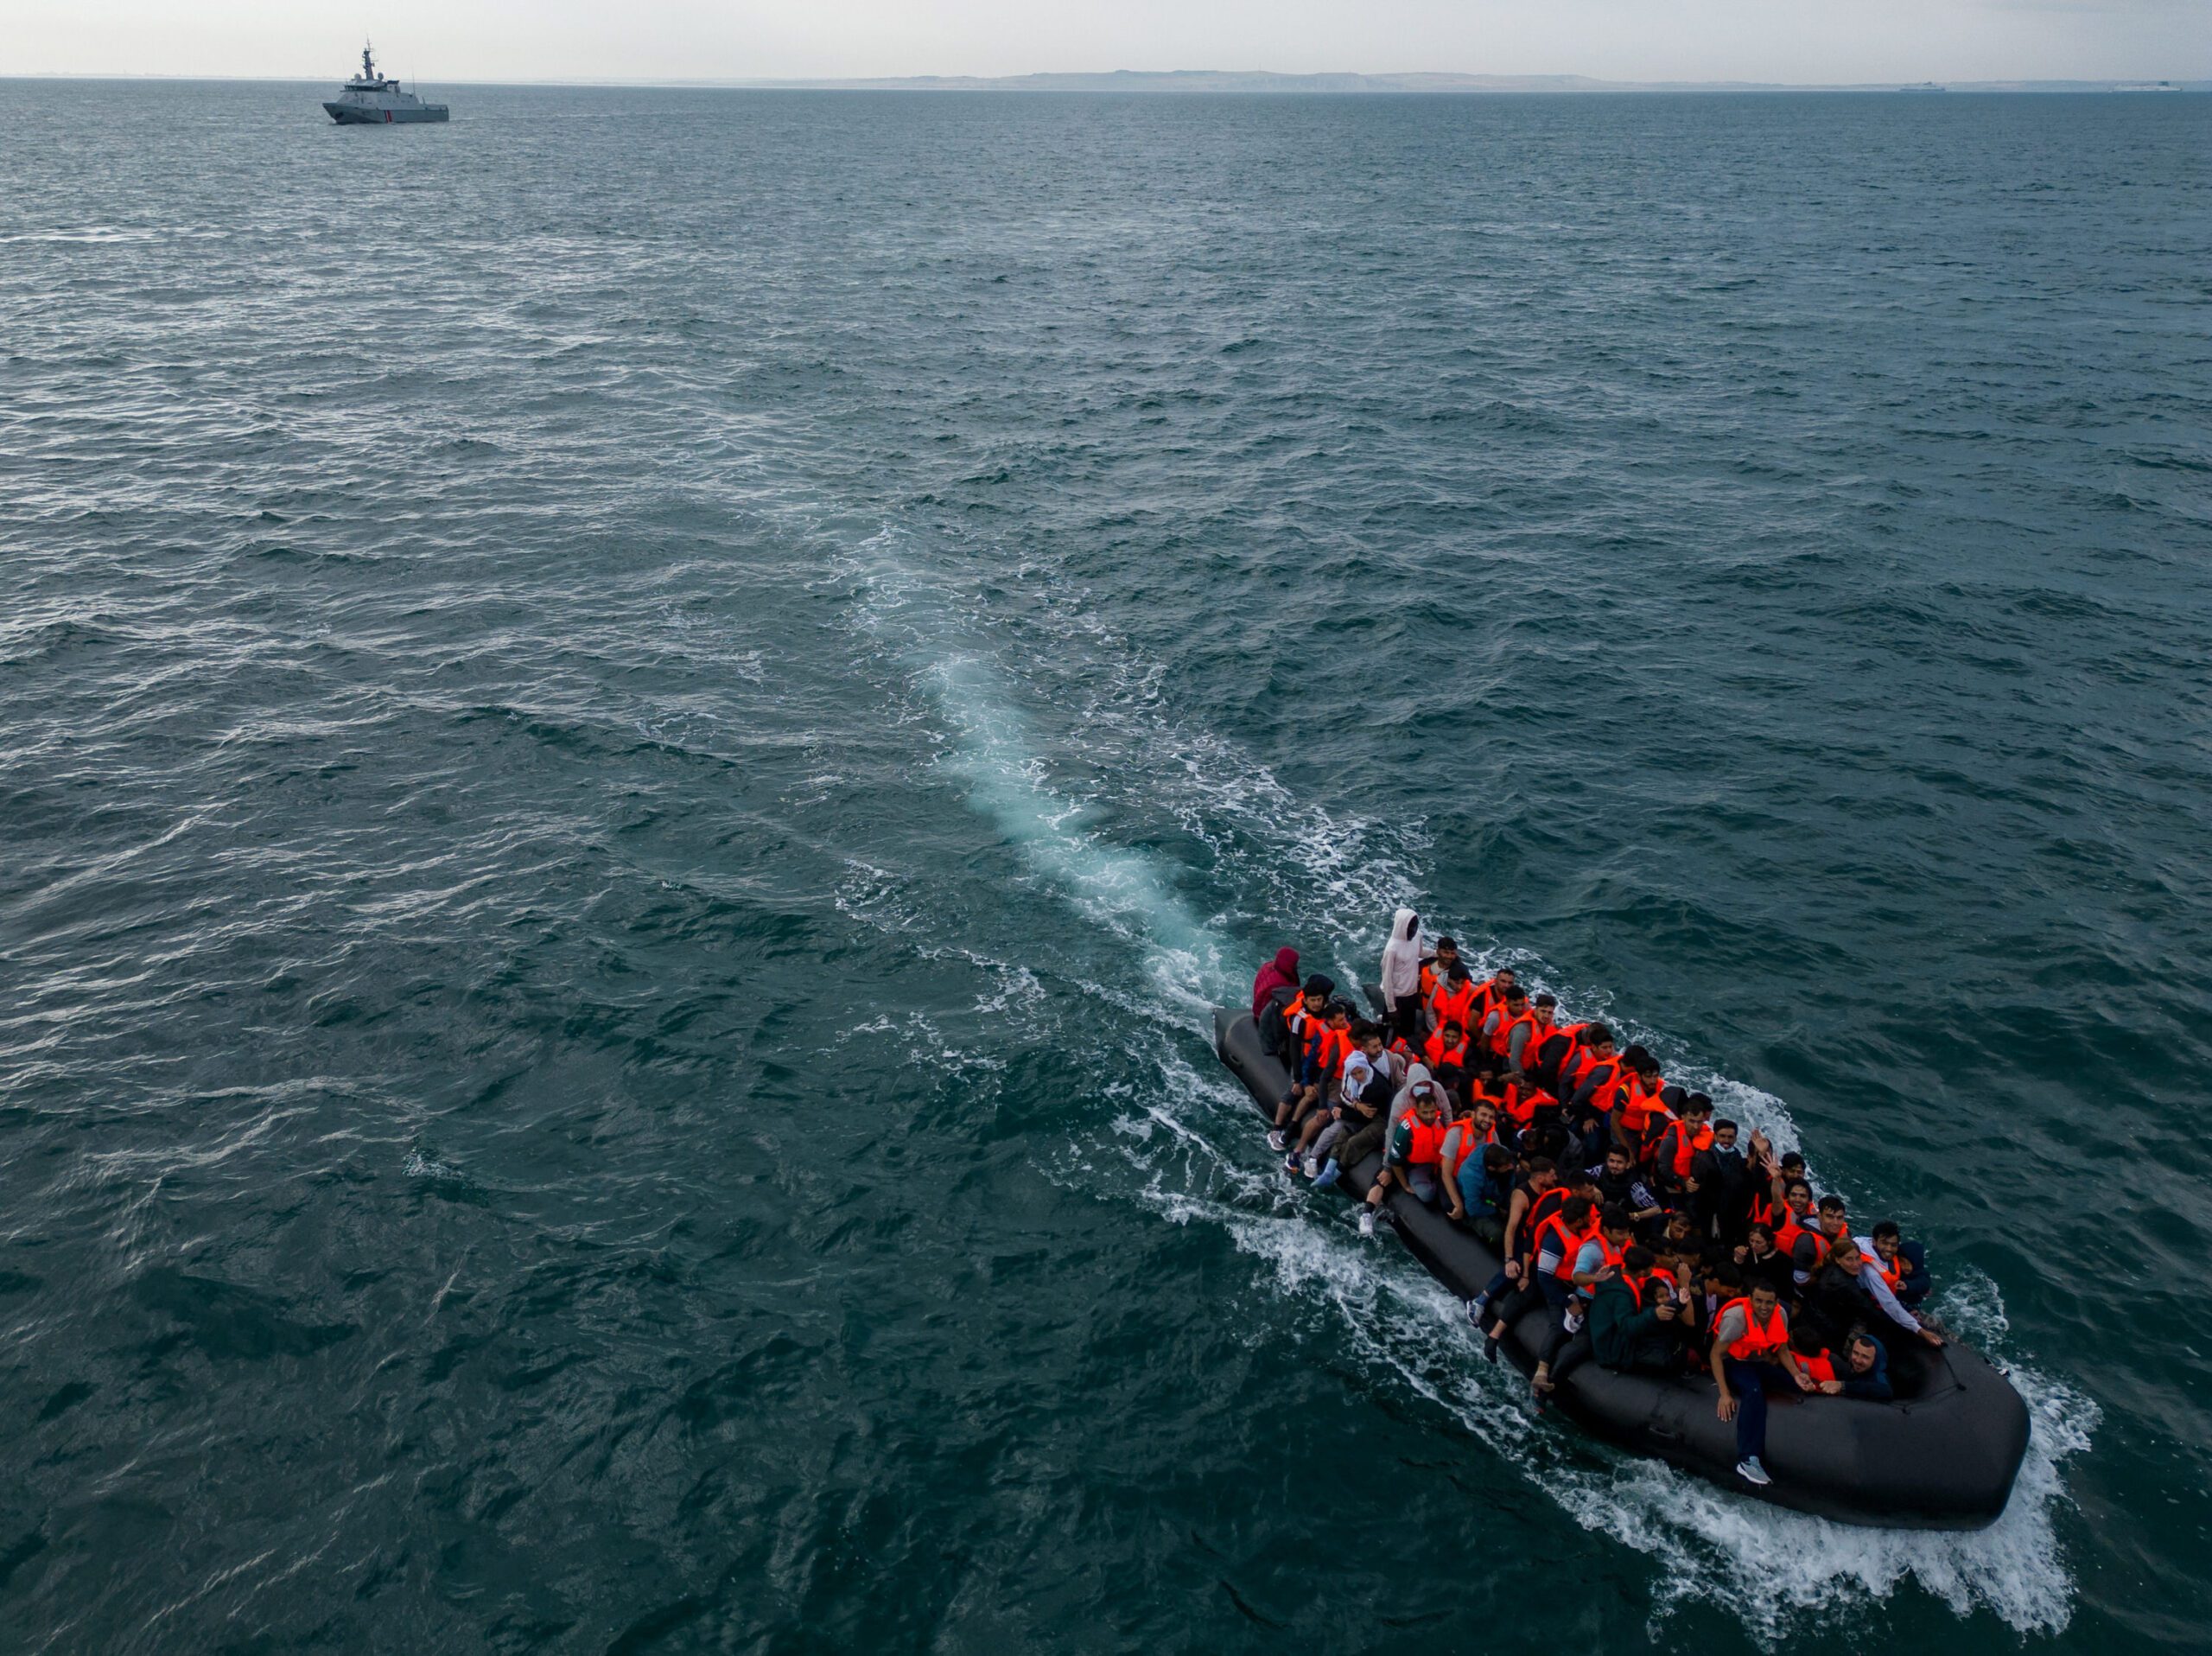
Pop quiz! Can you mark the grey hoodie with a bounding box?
[1382,908,1421,1010]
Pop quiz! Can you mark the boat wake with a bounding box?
[839,533,2096,1639]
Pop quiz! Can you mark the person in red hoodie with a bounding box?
[1250,946,1300,1019]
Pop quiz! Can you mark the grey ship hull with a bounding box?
[325,101,448,124]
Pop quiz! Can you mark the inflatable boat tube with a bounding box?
[1215,1005,2030,1530]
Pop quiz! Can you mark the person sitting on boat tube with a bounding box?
[1803,1235,1945,1353]
[1269,981,1345,1147]
[1250,946,1300,1022]
[1523,1193,1601,1372]
[1449,1141,1516,1247]
[1363,1080,1450,1234]
[1870,1221,1932,1309]
[1815,1330,1895,1401]
[1323,1060,1440,1220]
[1463,1156,1559,1332]
[1289,1019,1389,1177]
[1533,1203,1636,1396]
[1711,1280,1820,1487]
[1588,1244,1694,1379]
[1440,1099,1503,1222]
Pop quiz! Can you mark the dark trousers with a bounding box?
[1724,1358,1784,1462]
[1550,1328,1594,1387]
[1486,1275,1548,1335]
[1335,1115,1389,1169]
[1537,1277,1577,1366]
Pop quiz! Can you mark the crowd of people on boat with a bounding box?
[1249,911,1944,1489]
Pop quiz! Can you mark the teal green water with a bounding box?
[3,78,2209,1652]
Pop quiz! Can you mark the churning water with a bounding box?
[3,78,2208,1653]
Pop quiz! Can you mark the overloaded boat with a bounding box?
[1213,985,2031,1530]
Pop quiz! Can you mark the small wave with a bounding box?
[402,1149,461,1181]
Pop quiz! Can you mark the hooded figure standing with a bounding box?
[1381,908,1423,1043]
[1251,946,1300,1019]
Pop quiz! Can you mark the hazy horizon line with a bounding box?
[5,67,2206,93]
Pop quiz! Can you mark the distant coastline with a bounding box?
[728,70,2208,95]
[3,68,2206,94]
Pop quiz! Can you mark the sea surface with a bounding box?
[3,77,2209,1653]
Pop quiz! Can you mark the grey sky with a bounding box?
[8,0,2206,85]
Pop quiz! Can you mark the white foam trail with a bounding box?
[925,652,1226,1010]
[839,532,2093,1637]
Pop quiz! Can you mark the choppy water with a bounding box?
[3,76,2209,1653]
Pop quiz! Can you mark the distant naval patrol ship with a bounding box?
[323,43,448,124]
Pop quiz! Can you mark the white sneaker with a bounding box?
[1267,1130,1287,1151]
[1301,1154,1319,1178]
[1735,1457,1771,1487]
[1358,1208,1376,1238]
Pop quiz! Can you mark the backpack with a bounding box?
[1258,984,1299,1057]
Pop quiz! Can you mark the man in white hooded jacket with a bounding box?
[1381,908,1423,1044]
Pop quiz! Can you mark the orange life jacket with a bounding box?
[1773,1213,1813,1262]
[1428,979,1478,1034]
[1720,1297,1789,1361]
[1535,1020,1588,1067]
[1585,1232,1626,1284]
[1522,1183,1568,1238]
[1799,1349,1836,1385]
[1402,1111,1447,1168]
[1559,1040,1612,1100]
[1478,1079,1539,1127]
[1443,1117,1497,1180]
[1875,1252,1904,1294]
[1285,1003,1330,1060]
[1488,1007,1539,1062]
[1469,976,1507,1022]
[1805,1225,1844,1271]
[1616,1071,1669,1133]
[1422,1032,1471,1073]
[1580,1060,1633,1116]
[1540,1212,1600,1281]
[1660,1119,1713,1179]
[1310,1025,1352,1080]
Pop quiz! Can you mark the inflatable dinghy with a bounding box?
[1215,1005,2030,1530]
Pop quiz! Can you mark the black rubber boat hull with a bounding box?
[1215,1006,2030,1530]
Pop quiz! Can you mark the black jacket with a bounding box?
[1734,1243,1796,1305]
[1801,1260,1886,1348]
[1689,1143,1756,1226]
